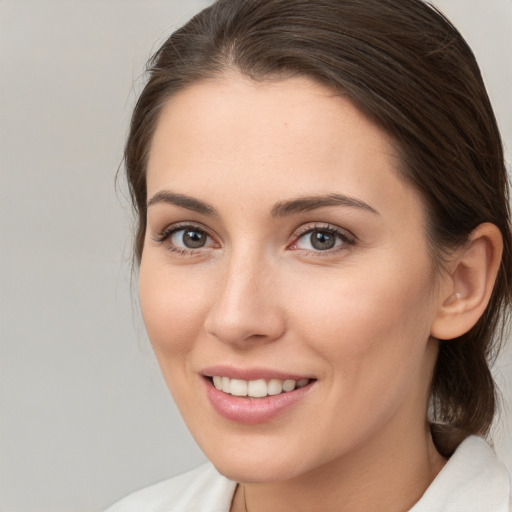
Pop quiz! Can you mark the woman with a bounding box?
[106,0,512,510]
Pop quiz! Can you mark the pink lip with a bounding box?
[201,365,313,381]
[201,368,316,425]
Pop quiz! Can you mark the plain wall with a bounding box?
[1,1,511,511]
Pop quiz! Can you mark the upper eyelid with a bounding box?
[292,222,355,240]
[154,221,216,242]
[160,221,212,234]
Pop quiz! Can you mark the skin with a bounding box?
[139,74,452,511]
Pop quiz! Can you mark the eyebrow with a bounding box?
[146,190,379,217]
[271,193,379,217]
[147,191,218,216]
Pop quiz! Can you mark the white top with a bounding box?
[104,436,511,512]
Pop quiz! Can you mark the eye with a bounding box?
[290,225,354,253]
[154,223,218,254]
[171,227,212,249]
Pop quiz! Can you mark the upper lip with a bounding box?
[201,365,315,381]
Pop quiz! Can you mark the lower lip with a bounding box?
[204,379,314,424]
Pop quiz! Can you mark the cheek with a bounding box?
[138,257,211,357]
[290,256,435,376]
[291,262,436,443]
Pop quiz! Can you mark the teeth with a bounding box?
[221,376,231,393]
[247,379,267,398]
[282,379,296,392]
[267,379,283,396]
[230,379,248,396]
[211,376,311,397]
[297,378,309,388]
[213,376,222,390]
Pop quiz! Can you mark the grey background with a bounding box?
[1,1,511,511]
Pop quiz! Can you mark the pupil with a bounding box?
[311,230,335,250]
[183,230,206,248]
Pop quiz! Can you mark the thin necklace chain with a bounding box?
[242,484,249,512]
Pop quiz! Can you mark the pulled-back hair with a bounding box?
[124,0,512,456]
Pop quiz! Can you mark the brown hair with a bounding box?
[124,0,512,455]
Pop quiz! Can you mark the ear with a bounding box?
[430,223,503,340]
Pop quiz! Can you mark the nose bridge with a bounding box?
[205,244,284,345]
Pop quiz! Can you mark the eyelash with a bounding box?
[153,222,218,256]
[153,222,356,256]
[287,223,356,256]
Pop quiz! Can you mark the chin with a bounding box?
[196,431,331,485]
[211,455,304,484]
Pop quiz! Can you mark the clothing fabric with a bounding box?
[104,436,511,512]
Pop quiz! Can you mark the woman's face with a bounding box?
[140,74,447,483]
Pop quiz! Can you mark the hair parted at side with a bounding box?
[124,0,512,456]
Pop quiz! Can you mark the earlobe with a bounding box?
[430,223,503,341]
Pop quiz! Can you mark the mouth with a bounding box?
[209,376,312,398]
[201,369,316,424]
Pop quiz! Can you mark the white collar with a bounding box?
[116,435,510,512]
[410,435,511,512]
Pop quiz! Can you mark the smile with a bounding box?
[212,376,311,398]
[203,371,316,424]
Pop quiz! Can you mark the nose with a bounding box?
[204,251,286,347]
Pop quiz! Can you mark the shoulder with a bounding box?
[411,436,512,512]
[103,463,237,512]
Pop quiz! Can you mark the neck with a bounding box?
[232,421,446,512]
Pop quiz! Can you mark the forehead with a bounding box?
[149,73,395,167]
[146,73,422,224]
